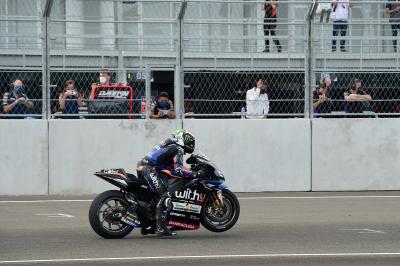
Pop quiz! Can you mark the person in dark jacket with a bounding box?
[263,0,282,52]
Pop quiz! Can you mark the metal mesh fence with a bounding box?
[48,69,147,118]
[1,0,400,119]
[184,71,305,118]
[313,71,400,118]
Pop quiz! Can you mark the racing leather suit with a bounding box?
[136,138,192,233]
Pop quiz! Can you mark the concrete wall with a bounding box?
[3,118,400,195]
[48,119,181,194]
[312,119,400,191]
[184,119,311,192]
[0,120,48,195]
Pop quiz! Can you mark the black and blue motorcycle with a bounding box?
[88,152,240,238]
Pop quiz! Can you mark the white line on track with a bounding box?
[1,195,400,203]
[1,253,400,264]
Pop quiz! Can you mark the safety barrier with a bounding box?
[2,119,400,195]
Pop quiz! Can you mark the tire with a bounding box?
[200,189,240,233]
[89,190,134,239]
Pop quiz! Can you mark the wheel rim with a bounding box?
[97,197,130,233]
[204,195,235,229]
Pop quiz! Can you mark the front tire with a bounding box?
[200,189,240,232]
[89,190,133,239]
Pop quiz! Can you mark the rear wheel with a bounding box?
[200,189,240,232]
[89,190,133,239]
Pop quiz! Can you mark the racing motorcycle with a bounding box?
[88,152,240,238]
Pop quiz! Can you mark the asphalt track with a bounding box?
[1,192,400,265]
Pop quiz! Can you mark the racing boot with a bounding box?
[155,195,176,237]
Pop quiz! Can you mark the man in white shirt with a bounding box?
[246,79,270,119]
[331,0,352,52]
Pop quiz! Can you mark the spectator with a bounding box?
[150,92,175,119]
[313,77,333,114]
[262,0,282,53]
[385,0,400,53]
[99,69,112,85]
[2,80,34,117]
[59,80,83,118]
[331,0,352,52]
[344,79,372,113]
[246,79,270,119]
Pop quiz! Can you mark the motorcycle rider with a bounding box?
[135,129,198,237]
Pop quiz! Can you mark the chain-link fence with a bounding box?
[184,71,304,118]
[1,0,400,119]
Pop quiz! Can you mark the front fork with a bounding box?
[211,190,224,207]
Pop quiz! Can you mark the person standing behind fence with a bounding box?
[2,80,34,118]
[59,80,83,119]
[385,0,400,53]
[331,0,352,52]
[246,79,270,119]
[313,77,333,115]
[262,0,282,53]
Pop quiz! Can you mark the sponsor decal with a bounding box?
[98,90,130,98]
[149,173,161,189]
[170,212,186,218]
[189,215,200,221]
[172,201,202,214]
[168,220,198,230]
[103,169,119,174]
[175,188,206,203]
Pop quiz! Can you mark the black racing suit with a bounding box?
[136,138,192,232]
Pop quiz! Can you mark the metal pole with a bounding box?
[42,0,53,120]
[175,0,187,120]
[305,0,318,119]
[145,65,151,119]
[174,64,182,119]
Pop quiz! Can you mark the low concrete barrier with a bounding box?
[48,119,181,194]
[312,119,400,191]
[184,119,312,192]
[3,118,400,195]
[0,120,48,195]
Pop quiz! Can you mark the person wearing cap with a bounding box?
[2,79,34,117]
[150,92,175,119]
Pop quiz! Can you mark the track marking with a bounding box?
[238,196,400,200]
[340,228,387,234]
[1,253,400,264]
[1,195,400,203]
[35,213,75,218]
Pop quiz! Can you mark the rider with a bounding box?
[136,129,197,237]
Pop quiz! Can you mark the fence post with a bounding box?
[175,0,187,120]
[145,65,151,119]
[42,0,53,120]
[305,0,318,119]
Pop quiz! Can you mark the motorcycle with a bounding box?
[88,152,240,238]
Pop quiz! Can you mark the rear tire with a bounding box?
[200,189,240,232]
[89,190,133,239]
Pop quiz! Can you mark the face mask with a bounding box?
[99,76,107,84]
[15,87,25,96]
[159,101,170,108]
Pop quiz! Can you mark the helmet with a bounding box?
[173,129,195,154]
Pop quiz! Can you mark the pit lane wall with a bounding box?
[2,119,400,195]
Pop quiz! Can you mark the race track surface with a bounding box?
[1,192,400,265]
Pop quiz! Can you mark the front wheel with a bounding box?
[200,189,240,232]
[89,190,134,239]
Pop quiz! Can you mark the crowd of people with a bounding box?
[1,69,176,119]
[244,76,374,119]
